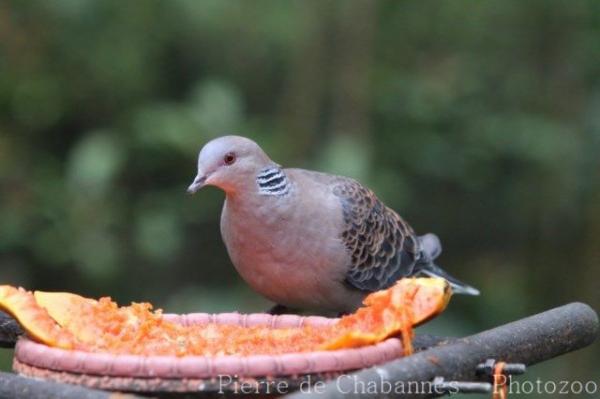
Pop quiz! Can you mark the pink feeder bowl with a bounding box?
[13,312,405,394]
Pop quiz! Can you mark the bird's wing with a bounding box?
[332,178,421,292]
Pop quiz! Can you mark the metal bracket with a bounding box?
[476,358,527,378]
[432,376,492,395]
[432,358,527,395]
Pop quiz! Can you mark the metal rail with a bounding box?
[285,302,599,399]
[0,371,143,399]
[0,312,21,348]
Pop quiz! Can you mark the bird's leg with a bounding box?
[267,304,295,315]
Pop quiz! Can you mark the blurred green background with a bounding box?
[0,0,599,396]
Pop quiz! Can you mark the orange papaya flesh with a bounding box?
[320,278,451,354]
[0,278,451,356]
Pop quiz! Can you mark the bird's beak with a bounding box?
[187,174,207,194]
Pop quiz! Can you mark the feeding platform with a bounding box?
[0,284,597,398]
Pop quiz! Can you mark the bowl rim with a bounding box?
[14,312,404,378]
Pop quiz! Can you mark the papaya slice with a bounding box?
[0,278,451,356]
[321,278,450,354]
[34,291,96,327]
[0,286,74,349]
[34,291,98,344]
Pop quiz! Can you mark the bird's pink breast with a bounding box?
[220,192,359,311]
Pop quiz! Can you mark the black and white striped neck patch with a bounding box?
[256,167,290,196]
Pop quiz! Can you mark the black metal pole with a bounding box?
[0,371,145,399]
[0,312,21,349]
[285,302,599,399]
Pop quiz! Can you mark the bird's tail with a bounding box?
[417,262,480,296]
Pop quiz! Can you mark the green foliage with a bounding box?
[0,0,598,379]
[0,351,12,372]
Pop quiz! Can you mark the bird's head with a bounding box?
[188,135,275,194]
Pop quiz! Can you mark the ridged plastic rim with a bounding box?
[14,312,404,378]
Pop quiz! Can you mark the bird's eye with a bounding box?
[223,152,236,165]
